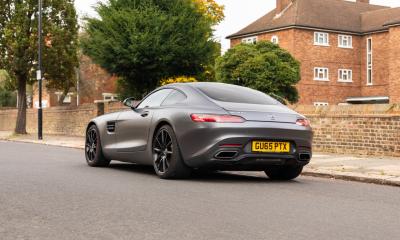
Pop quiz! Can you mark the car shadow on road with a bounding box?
[108,163,303,184]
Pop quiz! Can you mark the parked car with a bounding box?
[85,82,313,180]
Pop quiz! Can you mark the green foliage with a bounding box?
[215,41,301,104]
[0,88,17,107]
[0,70,16,107]
[0,0,79,132]
[0,70,15,90]
[82,0,219,99]
[0,0,79,88]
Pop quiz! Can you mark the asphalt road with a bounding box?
[1,141,399,240]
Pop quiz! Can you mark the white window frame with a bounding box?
[102,93,118,102]
[338,35,352,48]
[271,35,279,44]
[314,102,329,107]
[314,32,329,46]
[338,69,353,82]
[367,37,373,86]
[314,67,329,81]
[241,36,257,44]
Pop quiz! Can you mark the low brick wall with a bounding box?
[1,103,400,156]
[0,104,97,136]
[293,104,400,157]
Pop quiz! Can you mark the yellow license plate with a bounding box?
[252,141,290,153]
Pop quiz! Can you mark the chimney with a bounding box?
[357,0,370,3]
[276,0,293,14]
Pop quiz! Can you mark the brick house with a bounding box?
[32,55,118,108]
[227,0,400,105]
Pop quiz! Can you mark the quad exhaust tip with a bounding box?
[215,151,238,159]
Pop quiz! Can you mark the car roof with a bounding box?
[164,82,235,89]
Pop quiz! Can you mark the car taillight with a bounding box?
[296,118,311,127]
[191,114,245,123]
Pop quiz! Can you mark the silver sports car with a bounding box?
[85,82,313,180]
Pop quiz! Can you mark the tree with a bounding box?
[82,0,221,99]
[0,0,79,134]
[194,0,225,25]
[215,41,301,104]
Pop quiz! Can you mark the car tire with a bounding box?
[85,125,111,167]
[264,165,303,180]
[152,125,191,179]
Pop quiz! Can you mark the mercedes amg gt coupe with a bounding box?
[85,82,313,180]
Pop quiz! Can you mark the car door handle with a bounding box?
[141,111,149,117]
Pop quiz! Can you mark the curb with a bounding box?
[302,171,400,187]
[0,138,84,150]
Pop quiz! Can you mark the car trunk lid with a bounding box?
[216,101,299,123]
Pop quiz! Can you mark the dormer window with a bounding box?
[314,32,329,46]
[241,36,257,44]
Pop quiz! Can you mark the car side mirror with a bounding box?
[123,97,136,109]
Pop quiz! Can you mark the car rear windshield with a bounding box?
[195,84,278,105]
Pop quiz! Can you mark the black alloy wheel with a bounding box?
[152,125,191,179]
[86,128,97,162]
[85,125,110,167]
[153,128,173,174]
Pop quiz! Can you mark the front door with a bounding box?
[115,89,173,153]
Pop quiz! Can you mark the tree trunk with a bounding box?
[15,74,27,134]
[57,87,70,105]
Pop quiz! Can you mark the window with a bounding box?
[314,67,329,81]
[338,69,353,82]
[242,36,257,44]
[314,32,329,46]
[136,89,173,109]
[367,38,373,85]
[161,90,187,106]
[102,93,118,101]
[314,102,329,107]
[338,35,352,48]
[195,83,279,105]
[271,35,279,44]
[55,92,73,104]
[63,95,72,104]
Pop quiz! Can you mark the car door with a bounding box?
[115,89,173,153]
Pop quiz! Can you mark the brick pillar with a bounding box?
[388,26,400,103]
[96,102,104,116]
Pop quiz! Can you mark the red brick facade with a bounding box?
[231,26,400,105]
[228,0,400,105]
[32,55,118,108]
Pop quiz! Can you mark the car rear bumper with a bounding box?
[177,121,313,170]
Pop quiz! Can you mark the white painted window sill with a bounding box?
[314,79,330,81]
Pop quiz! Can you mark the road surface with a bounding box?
[1,141,399,240]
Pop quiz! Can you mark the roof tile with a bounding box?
[227,0,398,38]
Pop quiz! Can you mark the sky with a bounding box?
[74,0,400,52]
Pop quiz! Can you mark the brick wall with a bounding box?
[79,55,118,105]
[388,26,400,103]
[293,104,400,156]
[0,104,98,136]
[1,103,400,156]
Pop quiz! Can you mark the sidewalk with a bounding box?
[1,131,399,186]
[0,131,84,149]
